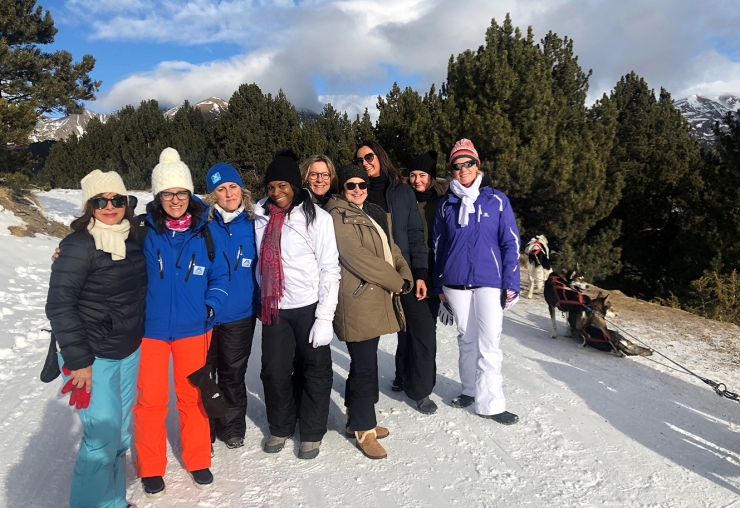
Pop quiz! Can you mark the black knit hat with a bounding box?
[264,149,302,188]
[409,150,438,179]
[338,164,369,190]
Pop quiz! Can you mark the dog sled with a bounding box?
[545,272,652,357]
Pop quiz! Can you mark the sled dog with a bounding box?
[523,235,564,299]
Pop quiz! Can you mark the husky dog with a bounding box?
[586,293,652,357]
[523,235,564,299]
[545,268,652,357]
[543,266,588,339]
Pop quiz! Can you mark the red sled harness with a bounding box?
[528,239,543,257]
[549,274,611,348]
[549,274,584,311]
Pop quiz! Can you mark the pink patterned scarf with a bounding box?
[259,203,289,324]
[165,213,192,232]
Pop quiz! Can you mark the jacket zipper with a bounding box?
[234,244,242,271]
[184,252,196,282]
[157,249,164,279]
[223,251,232,281]
[353,280,366,296]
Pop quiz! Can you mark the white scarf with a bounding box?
[215,204,244,224]
[449,174,483,227]
[87,220,130,260]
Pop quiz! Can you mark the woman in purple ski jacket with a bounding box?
[432,138,521,425]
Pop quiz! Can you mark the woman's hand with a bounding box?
[70,366,93,393]
[51,247,60,263]
[439,292,448,303]
[415,280,427,300]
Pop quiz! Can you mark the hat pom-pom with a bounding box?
[274,149,298,161]
[160,147,181,164]
[428,150,438,162]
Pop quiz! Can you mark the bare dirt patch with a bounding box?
[0,186,69,238]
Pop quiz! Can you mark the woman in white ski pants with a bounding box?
[432,139,521,425]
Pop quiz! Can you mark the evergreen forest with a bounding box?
[2,10,738,325]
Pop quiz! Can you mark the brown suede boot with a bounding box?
[345,409,389,439]
[345,425,389,439]
[355,429,387,459]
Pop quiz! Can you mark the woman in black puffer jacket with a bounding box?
[46,170,147,508]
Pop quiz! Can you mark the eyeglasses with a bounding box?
[308,172,331,181]
[452,160,477,171]
[344,182,368,191]
[352,153,375,166]
[90,195,127,209]
[160,190,191,201]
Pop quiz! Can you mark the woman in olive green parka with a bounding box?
[325,165,412,460]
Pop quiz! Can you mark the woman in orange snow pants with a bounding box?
[133,148,230,498]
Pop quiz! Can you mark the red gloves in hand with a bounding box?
[61,366,91,410]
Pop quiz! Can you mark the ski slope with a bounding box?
[0,190,738,507]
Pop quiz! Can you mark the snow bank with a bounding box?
[0,205,24,236]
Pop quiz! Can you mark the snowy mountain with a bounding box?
[675,94,740,146]
[164,97,229,121]
[29,109,110,143]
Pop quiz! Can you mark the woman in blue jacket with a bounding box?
[432,139,521,425]
[204,162,259,450]
[133,148,230,498]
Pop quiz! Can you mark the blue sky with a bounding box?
[42,0,740,120]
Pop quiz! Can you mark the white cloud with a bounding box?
[80,0,740,115]
[318,94,380,122]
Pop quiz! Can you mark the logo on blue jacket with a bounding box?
[211,172,222,184]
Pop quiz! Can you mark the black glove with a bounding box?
[401,280,411,294]
[206,305,215,324]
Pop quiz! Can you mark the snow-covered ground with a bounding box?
[0,191,739,507]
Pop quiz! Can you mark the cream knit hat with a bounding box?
[151,147,194,196]
[80,170,128,210]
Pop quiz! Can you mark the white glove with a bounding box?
[438,301,455,326]
[309,318,334,348]
[504,290,519,310]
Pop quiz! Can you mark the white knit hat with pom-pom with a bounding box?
[80,169,128,210]
[151,147,194,196]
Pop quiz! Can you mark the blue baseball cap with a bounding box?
[206,162,244,193]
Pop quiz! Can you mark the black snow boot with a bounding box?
[479,411,519,425]
[190,468,214,489]
[451,394,475,408]
[141,476,165,499]
[416,396,438,414]
[225,436,244,449]
[391,378,404,392]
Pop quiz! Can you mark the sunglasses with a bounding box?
[160,190,191,201]
[352,153,375,166]
[344,182,368,191]
[90,195,127,209]
[452,160,477,171]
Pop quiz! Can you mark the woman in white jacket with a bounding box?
[254,150,341,460]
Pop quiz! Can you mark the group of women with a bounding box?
[45,138,521,508]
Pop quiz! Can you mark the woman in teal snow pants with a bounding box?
[46,169,147,508]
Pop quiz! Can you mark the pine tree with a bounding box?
[0,0,100,171]
[214,83,302,195]
[601,73,703,298]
